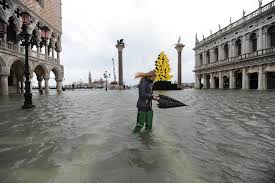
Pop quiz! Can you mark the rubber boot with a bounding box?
[145,110,153,131]
[133,111,146,133]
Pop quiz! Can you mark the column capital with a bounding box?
[55,78,63,82]
[174,43,185,52]
[116,44,125,51]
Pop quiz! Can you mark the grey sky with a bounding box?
[60,0,263,85]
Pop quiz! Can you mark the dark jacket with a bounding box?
[136,77,154,111]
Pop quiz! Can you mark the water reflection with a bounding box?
[0,89,275,183]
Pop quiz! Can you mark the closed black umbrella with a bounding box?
[157,95,188,108]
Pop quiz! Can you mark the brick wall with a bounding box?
[18,0,62,33]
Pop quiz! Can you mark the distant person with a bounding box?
[133,70,159,133]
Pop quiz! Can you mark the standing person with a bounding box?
[133,70,159,133]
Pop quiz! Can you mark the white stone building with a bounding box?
[194,0,275,90]
[0,0,63,95]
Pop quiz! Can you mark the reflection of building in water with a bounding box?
[194,0,275,90]
[0,0,63,95]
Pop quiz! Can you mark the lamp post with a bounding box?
[103,71,110,91]
[19,11,50,108]
[18,11,35,108]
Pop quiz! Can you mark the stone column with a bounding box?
[37,77,43,93]
[258,65,263,90]
[1,75,9,95]
[242,68,248,89]
[57,52,60,64]
[17,41,21,53]
[218,45,223,61]
[229,70,235,89]
[56,79,62,94]
[195,74,200,89]
[245,34,250,53]
[37,41,41,59]
[232,40,236,57]
[210,74,215,89]
[203,75,207,89]
[44,77,49,94]
[175,43,185,88]
[52,46,55,59]
[242,36,246,54]
[219,72,223,89]
[116,43,125,87]
[45,42,49,60]
[228,42,232,58]
[258,28,263,50]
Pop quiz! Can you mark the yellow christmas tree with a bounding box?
[154,51,173,81]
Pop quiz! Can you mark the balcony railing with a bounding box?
[198,0,275,46]
[195,47,275,70]
[0,40,59,64]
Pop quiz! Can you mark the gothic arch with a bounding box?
[9,57,24,69]
[51,67,63,80]
[33,63,49,78]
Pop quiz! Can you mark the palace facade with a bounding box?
[194,1,275,90]
[0,0,63,95]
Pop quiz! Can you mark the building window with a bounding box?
[206,50,210,64]
[269,26,275,48]
[36,0,44,6]
[7,17,17,43]
[214,47,218,62]
[236,39,242,56]
[224,43,229,59]
[250,33,257,52]
[199,53,203,66]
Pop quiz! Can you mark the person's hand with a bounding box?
[153,96,160,101]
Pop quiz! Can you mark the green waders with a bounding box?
[133,110,153,133]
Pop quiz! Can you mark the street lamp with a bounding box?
[19,11,35,108]
[103,71,111,91]
[41,26,50,40]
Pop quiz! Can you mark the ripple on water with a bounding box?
[0,89,275,183]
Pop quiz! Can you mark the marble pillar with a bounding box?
[258,65,263,90]
[44,78,49,94]
[1,75,9,95]
[210,74,215,89]
[175,43,185,88]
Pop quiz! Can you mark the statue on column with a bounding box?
[116,39,124,46]
[258,0,262,8]
[242,9,246,17]
[177,36,181,44]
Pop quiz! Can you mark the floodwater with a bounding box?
[0,89,275,183]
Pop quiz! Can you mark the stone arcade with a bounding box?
[194,0,275,90]
[0,0,63,96]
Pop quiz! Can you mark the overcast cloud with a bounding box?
[60,0,263,85]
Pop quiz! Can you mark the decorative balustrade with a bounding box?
[199,0,275,45]
[195,47,275,70]
[0,40,59,64]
